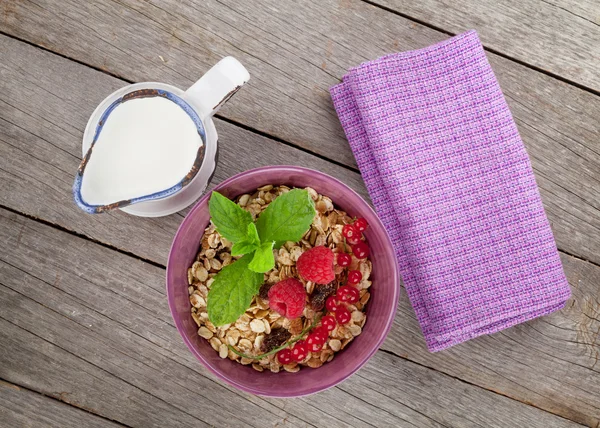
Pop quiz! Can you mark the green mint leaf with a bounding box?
[247,222,260,244]
[208,191,253,243]
[231,223,261,256]
[207,254,264,326]
[248,241,275,273]
[255,189,315,247]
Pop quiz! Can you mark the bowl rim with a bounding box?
[166,165,400,397]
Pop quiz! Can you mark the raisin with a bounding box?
[258,282,272,300]
[261,327,291,352]
[309,283,337,311]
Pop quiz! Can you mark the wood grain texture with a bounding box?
[0,33,599,425]
[0,208,583,428]
[370,0,600,91]
[0,33,368,265]
[1,0,599,264]
[0,380,124,428]
[385,252,600,427]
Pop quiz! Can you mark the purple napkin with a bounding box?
[330,30,571,352]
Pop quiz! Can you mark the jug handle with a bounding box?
[184,57,250,121]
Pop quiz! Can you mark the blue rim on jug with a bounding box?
[73,89,207,214]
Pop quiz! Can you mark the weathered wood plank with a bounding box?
[0,208,583,428]
[385,252,600,427]
[0,33,599,425]
[370,0,600,91]
[0,33,368,265]
[1,2,599,264]
[0,380,124,428]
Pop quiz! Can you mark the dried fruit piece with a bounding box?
[258,282,272,300]
[309,283,336,311]
[296,246,335,284]
[268,278,306,319]
[261,327,292,352]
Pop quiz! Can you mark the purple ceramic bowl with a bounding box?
[166,166,399,397]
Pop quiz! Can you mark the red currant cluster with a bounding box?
[341,217,370,260]
[330,217,369,323]
[276,217,371,365]
[277,315,337,364]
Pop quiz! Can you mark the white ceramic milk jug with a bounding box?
[73,57,249,217]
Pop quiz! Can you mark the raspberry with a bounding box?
[336,253,352,267]
[354,218,369,232]
[296,246,335,284]
[268,278,306,319]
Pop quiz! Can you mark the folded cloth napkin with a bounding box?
[330,30,571,352]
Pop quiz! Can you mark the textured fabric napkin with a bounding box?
[330,30,571,352]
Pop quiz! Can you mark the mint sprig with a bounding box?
[206,189,316,326]
[209,189,315,273]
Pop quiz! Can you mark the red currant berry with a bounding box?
[291,341,308,362]
[346,235,361,245]
[306,334,323,352]
[335,306,351,324]
[342,224,359,240]
[352,242,370,259]
[326,296,339,312]
[354,218,369,232]
[306,333,323,349]
[277,348,293,365]
[336,252,352,267]
[347,270,363,285]
[321,315,336,332]
[312,326,328,343]
[337,285,360,304]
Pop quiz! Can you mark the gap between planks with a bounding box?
[0,378,130,428]
[358,0,600,97]
[0,202,593,426]
[0,29,362,175]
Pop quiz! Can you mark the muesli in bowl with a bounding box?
[187,185,373,373]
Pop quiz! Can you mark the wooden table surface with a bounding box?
[1,1,599,427]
